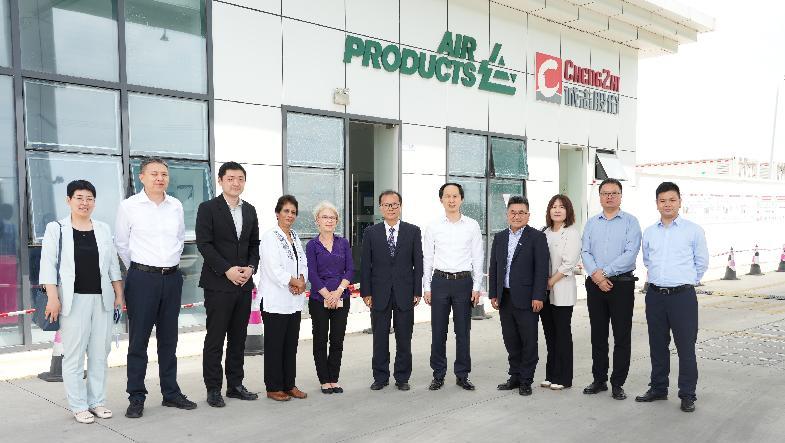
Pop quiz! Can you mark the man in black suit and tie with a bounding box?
[361,190,423,391]
[488,195,549,396]
[196,162,261,407]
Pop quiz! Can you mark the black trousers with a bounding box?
[371,293,414,383]
[430,275,473,380]
[586,278,635,387]
[263,311,301,392]
[540,303,574,386]
[309,298,350,384]
[499,294,539,385]
[125,268,183,401]
[645,286,699,401]
[202,289,252,391]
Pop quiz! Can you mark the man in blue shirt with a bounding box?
[635,182,708,413]
[581,178,641,401]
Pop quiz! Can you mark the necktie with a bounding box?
[387,227,396,257]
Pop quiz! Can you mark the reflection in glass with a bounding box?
[448,132,486,177]
[452,177,486,234]
[125,0,207,93]
[24,80,121,154]
[19,0,119,81]
[27,152,124,243]
[491,137,528,179]
[286,168,344,237]
[178,244,206,327]
[286,113,344,168]
[129,93,208,159]
[0,76,21,346]
[0,0,10,67]
[27,247,56,343]
[489,179,524,234]
[131,160,213,240]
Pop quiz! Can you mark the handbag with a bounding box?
[33,222,63,331]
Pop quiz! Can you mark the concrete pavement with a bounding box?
[2,274,785,442]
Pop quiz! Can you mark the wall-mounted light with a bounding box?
[333,88,350,106]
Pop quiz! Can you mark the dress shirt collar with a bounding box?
[598,209,625,221]
[442,213,466,224]
[132,189,176,206]
[657,215,681,228]
[508,226,524,238]
[222,193,243,209]
[384,220,400,232]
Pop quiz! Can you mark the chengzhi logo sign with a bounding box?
[535,52,620,115]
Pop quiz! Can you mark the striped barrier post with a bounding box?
[245,288,264,356]
[778,245,785,272]
[747,244,763,276]
[37,330,64,382]
[721,248,740,280]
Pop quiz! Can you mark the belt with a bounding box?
[607,271,638,282]
[130,262,179,275]
[649,283,693,295]
[434,270,471,280]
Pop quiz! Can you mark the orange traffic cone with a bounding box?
[747,245,763,276]
[721,248,739,280]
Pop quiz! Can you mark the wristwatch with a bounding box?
[601,270,608,278]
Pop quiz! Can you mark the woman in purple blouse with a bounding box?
[306,201,354,394]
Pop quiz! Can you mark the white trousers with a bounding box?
[59,293,113,412]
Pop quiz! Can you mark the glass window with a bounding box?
[125,0,207,93]
[491,137,528,179]
[26,152,124,243]
[0,75,21,346]
[131,160,213,240]
[129,93,208,159]
[0,0,10,67]
[178,244,205,327]
[448,132,486,176]
[286,168,344,237]
[452,177,486,234]
[286,113,344,168]
[19,0,119,81]
[24,80,121,154]
[489,179,524,234]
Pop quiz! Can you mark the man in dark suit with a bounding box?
[361,190,423,391]
[196,161,260,407]
[488,195,549,396]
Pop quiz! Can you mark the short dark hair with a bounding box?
[275,194,298,214]
[378,189,402,205]
[545,194,576,229]
[439,182,464,199]
[218,161,246,179]
[140,157,168,173]
[66,180,96,198]
[599,178,623,193]
[507,195,529,210]
[655,181,681,199]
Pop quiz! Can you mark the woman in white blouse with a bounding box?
[259,195,308,401]
[540,194,582,391]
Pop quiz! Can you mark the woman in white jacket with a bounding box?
[40,180,123,423]
[540,194,582,391]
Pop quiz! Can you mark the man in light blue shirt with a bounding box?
[580,178,641,401]
[636,182,707,413]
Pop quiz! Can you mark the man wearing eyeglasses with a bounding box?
[361,190,423,391]
[488,196,549,396]
[580,178,642,401]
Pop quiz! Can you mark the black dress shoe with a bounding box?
[497,378,521,390]
[395,382,410,391]
[162,393,198,410]
[582,381,608,395]
[125,399,144,418]
[226,385,259,401]
[207,390,225,408]
[519,385,533,396]
[611,385,627,400]
[635,390,668,402]
[332,386,344,394]
[321,387,334,394]
[370,381,389,391]
[680,398,696,412]
[428,378,445,391]
[456,378,475,391]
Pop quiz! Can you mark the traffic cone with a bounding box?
[721,248,739,280]
[747,245,763,276]
[777,245,785,272]
[244,288,264,356]
[471,293,491,320]
[38,330,63,382]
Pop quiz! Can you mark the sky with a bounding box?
[636,0,785,164]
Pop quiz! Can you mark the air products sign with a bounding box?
[535,52,620,115]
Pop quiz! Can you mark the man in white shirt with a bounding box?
[423,183,484,391]
[115,158,196,418]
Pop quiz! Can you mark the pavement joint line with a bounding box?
[4,379,137,442]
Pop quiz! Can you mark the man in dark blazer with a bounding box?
[488,195,549,396]
[361,190,424,391]
[196,161,260,407]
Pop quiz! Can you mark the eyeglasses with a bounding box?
[380,203,400,209]
[318,215,338,221]
[600,192,621,197]
[509,211,529,217]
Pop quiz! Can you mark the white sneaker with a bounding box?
[74,410,95,424]
[540,380,552,388]
[89,406,113,419]
[550,384,565,390]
